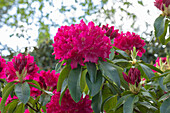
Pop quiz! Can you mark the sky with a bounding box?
[0,0,161,55]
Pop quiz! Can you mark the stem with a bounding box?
[26,103,39,112]
[134,108,141,113]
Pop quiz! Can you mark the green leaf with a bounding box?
[160,97,170,113]
[91,91,102,113]
[141,62,163,74]
[39,94,51,106]
[57,65,71,92]
[2,81,16,96]
[115,50,129,58]
[55,60,66,73]
[13,102,25,113]
[68,65,82,103]
[86,70,102,96]
[139,63,155,79]
[109,47,115,60]
[158,19,169,44]
[99,60,120,87]
[86,62,97,83]
[159,93,170,102]
[159,77,168,92]
[102,95,117,112]
[6,99,18,113]
[123,95,139,113]
[59,78,68,105]
[154,15,166,42]
[163,74,170,85]
[0,84,15,113]
[14,82,30,104]
[26,79,41,89]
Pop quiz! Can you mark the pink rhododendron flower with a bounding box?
[5,53,39,82]
[40,70,59,87]
[154,0,170,16]
[46,90,93,113]
[52,19,112,69]
[102,24,120,39]
[113,32,145,57]
[0,56,7,79]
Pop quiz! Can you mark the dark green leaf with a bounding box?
[86,70,102,96]
[91,91,102,113]
[15,82,30,104]
[57,65,71,92]
[160,97,170,113]
[154,15,166,40]
[86,62,97,83]
[115,50,129,58]
[99,60,120,87]
[139,63,155,79]
[68,65,82,103]
[123,95,139,113]
[141,62,163,74]
[6,99,18,113]
[159,77,168,92]
[59,78,68,105]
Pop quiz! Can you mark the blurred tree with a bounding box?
[0,0,169,67]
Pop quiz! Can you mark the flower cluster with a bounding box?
[0,56,6,79]
[46,90,93,113]
[122,68,141,87]
[102,24,120,39]
[52,19,112,69]
[154,0,170,16]
[5,53,39,82]
[113,32,146,57]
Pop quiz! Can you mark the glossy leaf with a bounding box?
[123,95,139,113]
[91,91,102,113]
[139,63,155,79]
[86,62,97,83]
[80,69,87,91]
[59,78,68,105]
[154,15,166,38]
[141,62,163,74]
[160,97,170,113]
[99,60,120,87]
[57,65,71,92]
[14,82,30,104]
[86,70,102,96]
[115,50,129,58]
[68,65,82,103]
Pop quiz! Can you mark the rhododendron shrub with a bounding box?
[52,19,112,69]
[0,1,170,112]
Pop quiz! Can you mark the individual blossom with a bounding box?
[154,0,170,16]
[5,53,39,82]
[113,31,145,57]
[52,19,112,69]
[46,90,93,113]
[122,68,141,94]
[0,56,7,79]
[102,24,120,39]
